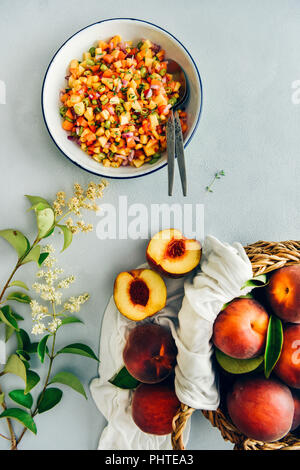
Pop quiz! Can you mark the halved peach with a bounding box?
[146,229,201,278]
[113,268,167,321]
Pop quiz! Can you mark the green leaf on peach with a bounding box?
[264,315,283,379]
[215,348,264,374]
[109,366,140,389]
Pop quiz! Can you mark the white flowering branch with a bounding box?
[0,181,106,450]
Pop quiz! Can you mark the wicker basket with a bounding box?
[171,240,300,450]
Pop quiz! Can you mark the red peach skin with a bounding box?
[275,324,300,389]
[227,376,294,442]
[213,298,269,359]
[132,380,180,435]
[291,390,300,431]
[267,265,300,323]
[123,323,177,384]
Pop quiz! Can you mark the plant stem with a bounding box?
[0,384,17,450]
[0,235,40,304]
[12,330,57,450]
[0,237,41,449]
[0,263,20,303]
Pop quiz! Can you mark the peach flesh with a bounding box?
[227,376,294,442]
[131,380,180,435]
[146,229,201,278]
[275,324,300,389]
[212,298,269,359]
[113,269,167,321]
[123,323,177,384]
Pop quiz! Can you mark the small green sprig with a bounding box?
[205,170,225,193]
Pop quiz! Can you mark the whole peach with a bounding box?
[123,323,177,384]
[275,324,300,389]
[291,390,300,431]
[132,380,180,435]
[213,298,269,359]
[227,375,294,442]
[267,265,300,323]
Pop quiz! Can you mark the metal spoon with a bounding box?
[166,59,188,196]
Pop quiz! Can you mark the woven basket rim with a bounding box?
[172,239,300,450]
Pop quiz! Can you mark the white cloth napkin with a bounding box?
[90,235,253,450]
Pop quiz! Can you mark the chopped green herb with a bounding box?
[89,47,96,57]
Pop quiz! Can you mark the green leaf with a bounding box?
[22,360,30,370]
[37,335,50,363]
[50,371,87,399]
[0,408,37,434]
[215,349,264,374]
[26,342,38,354]
[36,207,55,239]
[0,306,19,330]
[0,393,4,405]
[38,252,49,266]
[5,325,15,342]
[4,354,27,383]
[8,390,33,409]
[16,350,31,361]
[25,370,40,394]
[21,245,41,265]
[221,293,253,311]
[0,229,29,259]
[10,311,24,321]
[9,280,29,290]
[60,316,84,326]
[57,343,99,361]
[37,388,63,414]
[43,227,55,239]
[25,195,51,209]
[264,315,283,379]
[6,291,31,304]
[109,366,140,389]
[16,329,31,351]
[57,224,73,252]
[241,274,269,290]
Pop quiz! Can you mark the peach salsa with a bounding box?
[59,35,188,168]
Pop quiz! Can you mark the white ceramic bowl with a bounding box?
[42,18,203,179]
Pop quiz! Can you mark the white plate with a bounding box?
[42,18,203,179]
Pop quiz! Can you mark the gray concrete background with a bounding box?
[0,0,299,450]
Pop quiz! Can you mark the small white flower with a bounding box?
[57,275,75,289]
[41,244,55,254]
[48,318,62,333]
[64,293,90,313]
[31,322,46,335]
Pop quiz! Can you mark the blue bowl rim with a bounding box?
[41,17,203,180]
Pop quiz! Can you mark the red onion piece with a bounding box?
[122,132,134,138]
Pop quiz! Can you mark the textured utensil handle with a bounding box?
[174,111,187,196]
[167,110,175,196]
